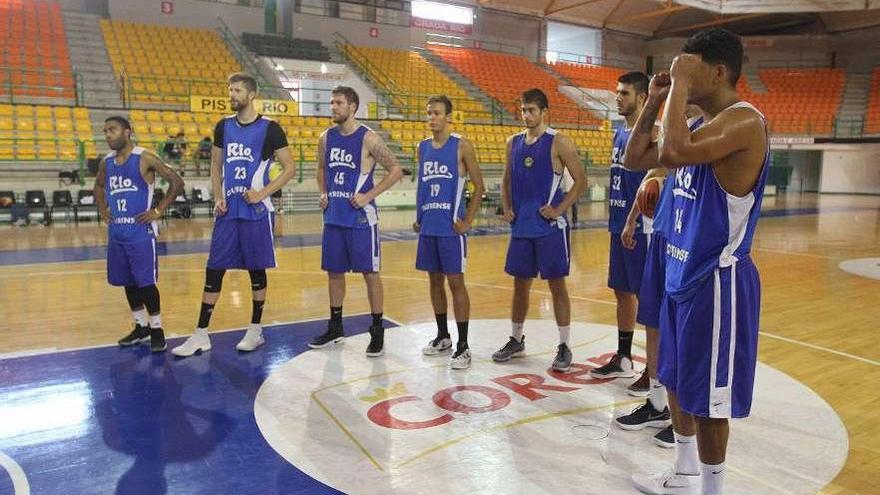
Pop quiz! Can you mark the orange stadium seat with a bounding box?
[429,46,601,127]
[341,45,492,120]
[550,62,628,92]
[737,68,844,135]
[865,67,880,134]
[0,1,74,99]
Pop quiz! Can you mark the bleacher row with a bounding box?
[0,0,876,172]
[0,0,74,98]
[384,120,613,165]
[101,19,241,104]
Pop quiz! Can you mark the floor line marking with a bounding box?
[0,313,376,361]
[0,450,30,495]
[759,331,879,367]
[310,392,384,472]
[395,399,643,469]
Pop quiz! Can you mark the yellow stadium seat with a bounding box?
[16,120,35,132]
[73,107,90,119]
[75,120,92,132]
[54,107,73,120]
[0,105,12,116]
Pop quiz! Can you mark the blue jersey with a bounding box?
[608,125,647,234]
[324,124,377,228]
[653,116,705,237]
[509,128,566,238]
[221,115,273,220]
[417,134,465,237]
[105,147,155,242]
[664,103,769,301]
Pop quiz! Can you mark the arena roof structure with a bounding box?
[475,0,880,37]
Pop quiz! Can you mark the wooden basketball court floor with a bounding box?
[0,192,878,494]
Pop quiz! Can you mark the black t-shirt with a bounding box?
[213,115,289,162]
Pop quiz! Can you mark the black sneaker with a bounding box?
[653,424,674,448]
[150,327,167,352]
[366,324,384,357]
[615,400,670,431]
[589,353,635,378]
[628,370,650,397]
[309,323,344,349]
[118,324,150,347]
[552,343,573,372]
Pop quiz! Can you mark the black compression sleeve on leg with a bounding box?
[124,285,143,311]
[249,269,267,292]
[140,284,161,315]
[204,268,226,293]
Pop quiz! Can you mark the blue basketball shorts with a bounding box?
[608,232,648,293]
[207,214,277,270]
[658,258,761,419]
[416,234,467,274]
[321,223,380,273]
[636,233,667,329]
[107,235,158,288]
[504,226,570,280]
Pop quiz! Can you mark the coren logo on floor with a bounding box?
[363,352,644,431]
[254,320,848,495]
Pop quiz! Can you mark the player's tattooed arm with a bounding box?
[93,157,109,223]
[317,131,328,210]
[352,132,402,208]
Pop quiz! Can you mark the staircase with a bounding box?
[62,11,123,109]
[216,17,287,100]
[743,65,767,93]
[835,68,872,137]
[540,63,612,122]
[418,47,513,123]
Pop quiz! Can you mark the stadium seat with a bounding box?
[101,19,242,104]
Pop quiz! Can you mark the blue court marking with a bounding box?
[0,315,394,495]
[0,206,875,266]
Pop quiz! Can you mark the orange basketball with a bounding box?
[636,177,662,219]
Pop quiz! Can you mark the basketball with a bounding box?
[636,177,662,218]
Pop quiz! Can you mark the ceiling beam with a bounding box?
[656,13,765,36]
[602,0,626,28]
[545,0,606,16]
[543,0,559,14]
[626,4,689,23]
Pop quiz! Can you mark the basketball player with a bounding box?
[492,88,587,372]
[308,86,403,357]
[616,78,706,448]
[96,116,184,353]
[632,29,769,495]
[591,72,651,381]
[414,95,484,369]
[172,72,298,357]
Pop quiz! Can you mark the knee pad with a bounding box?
[249,269,267,291]
[204,269,226,293]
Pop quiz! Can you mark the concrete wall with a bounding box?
[645,35,834,70]
[820,146,880,194]
[107,0,265,35]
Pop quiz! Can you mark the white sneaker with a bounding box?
[632,469,699,495]
[236,324,265,352]
[450,348,472,369]
[422,336,452,355]
[171,330,212,357]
